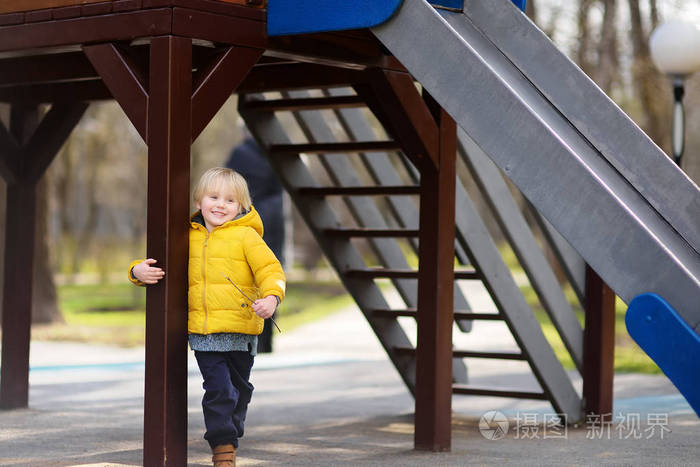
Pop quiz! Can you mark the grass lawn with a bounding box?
[519,285,661,374]
[32,280,352,347]
[33,273,660,374]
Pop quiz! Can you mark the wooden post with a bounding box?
[583,265,616,420]
[414,93,456,451]
[0,106,37,410]
[85,38,261,466]
[0,102,86,409]
[0,183,36,409]
[143,35,191,467]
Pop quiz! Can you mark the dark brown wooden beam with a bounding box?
[238,62,367,92]
[0,105,38,410]
[356,69,439,169]
[84,42,148,141]
[143,35,190,467]
[0,44,215,88]
[172,7,265,48]
[0,8,172,53]
[148,0,266,20]
[23,103,89,183]
[0,50,371,103]
[0,0,109,14]
[191,45,262,141]
[583,265,616,420]
[0,182,36,409]
[0,51,97,87]
[0,121,21,183]
[414,93,456,452]
[0,79,112,104]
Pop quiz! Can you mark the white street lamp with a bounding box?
[649,20,700,167]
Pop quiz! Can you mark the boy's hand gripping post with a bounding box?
[221,273,282,333]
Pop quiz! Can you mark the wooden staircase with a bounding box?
[239,77,584,421]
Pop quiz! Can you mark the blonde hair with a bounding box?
[193,167,252,212]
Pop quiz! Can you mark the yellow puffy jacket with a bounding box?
[129,206,286,335]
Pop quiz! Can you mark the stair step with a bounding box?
[241,95,366,112]
[394,346,525,360]
[323,228,419,238]
[298,185,420,197]
[345,267,479,279]
[345,268,419,279]
[269,141,400,155]
[454,270,480,280]
[452,384,548,400]
[371,308,504,321]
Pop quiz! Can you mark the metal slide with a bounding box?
[371,0,700,335]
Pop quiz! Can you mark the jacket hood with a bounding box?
[191,205,264,237]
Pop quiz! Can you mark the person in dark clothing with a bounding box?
[226,136,285,353]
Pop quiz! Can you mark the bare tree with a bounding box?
[576,0,595,77]
[575,0,620,94]
[627,0,670,149]
[32,179,61,324]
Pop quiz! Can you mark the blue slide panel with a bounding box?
[511,0,527,11]
[267,0,527,36]
[429,0,463,9]
[430,0,526,11]
[626,293,700,417]
[267,0,403,36]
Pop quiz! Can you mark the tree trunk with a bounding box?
[627,0,669,150]
[576,0,594,77]
[525,0,537,23]
[32,178,61,324]
[594,0,619,94]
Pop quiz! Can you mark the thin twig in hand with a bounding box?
[222,273,282,332]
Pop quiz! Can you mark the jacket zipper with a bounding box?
[201,231,209,334]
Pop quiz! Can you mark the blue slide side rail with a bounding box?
[626,293,700,417]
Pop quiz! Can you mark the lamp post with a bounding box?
[649,20,700,167]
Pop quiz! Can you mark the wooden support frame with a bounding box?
[191,45,262,141]
[83,34,262,466]
[0,8,172,53]
[143,35,192,467]
[354,69,439,169]
[83,43,149,140]
[0,102,87,409]
[583,265,616,420]
[85,40,262,143]
[414,92,456,451]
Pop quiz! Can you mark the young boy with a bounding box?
[129,167,286,467]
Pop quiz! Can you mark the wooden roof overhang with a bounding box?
[0,0,406,108]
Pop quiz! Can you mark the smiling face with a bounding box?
[196,188,241,232]
[193,168,252,232]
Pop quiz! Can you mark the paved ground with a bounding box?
[0,300,698,466]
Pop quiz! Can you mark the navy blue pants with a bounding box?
[194,350,255,449]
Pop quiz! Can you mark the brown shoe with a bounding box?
[212,443,236,467]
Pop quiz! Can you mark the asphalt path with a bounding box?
[0,299,698,466]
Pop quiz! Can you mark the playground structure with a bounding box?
[0,0,697,466]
